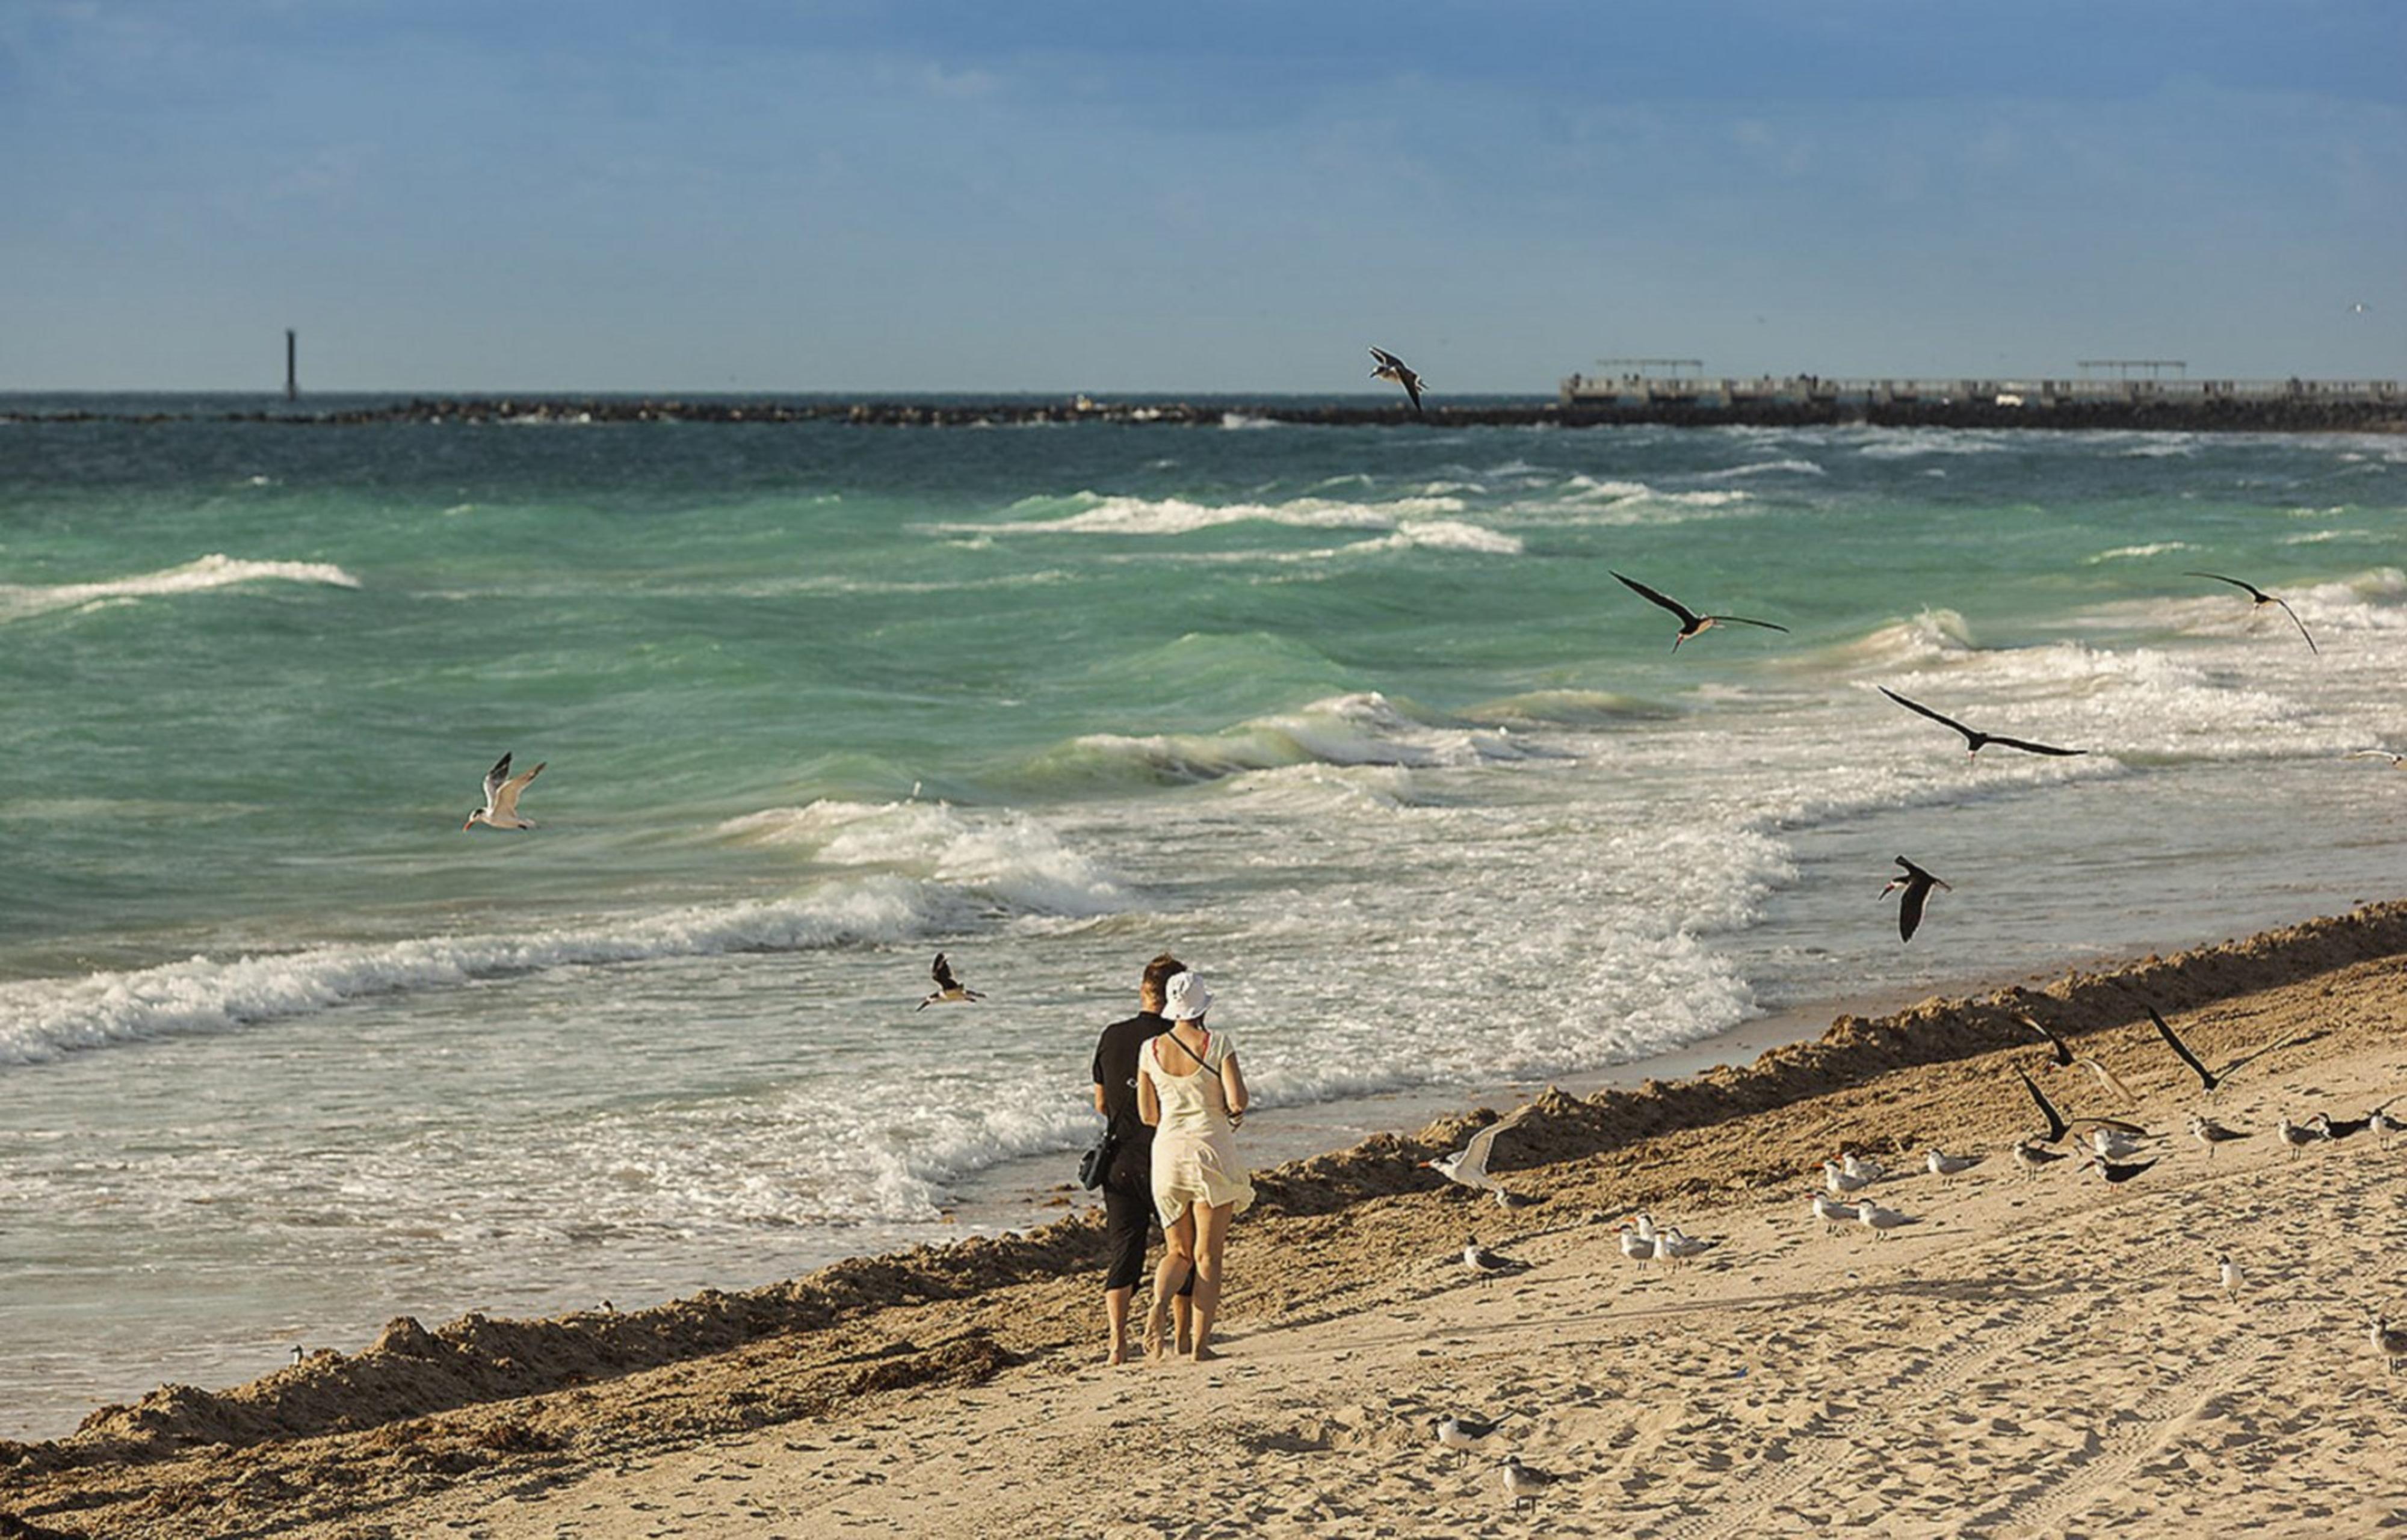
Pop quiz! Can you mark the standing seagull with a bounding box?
[1462,1236,1524,1278]
[2186,571,2318,654]
[1878,686,2086,759]
[1618,1224,1660,1270]
[1924,1148,1983,1180]
[2013,1141,2069,1176]
[2189,1115,2251,1157]
[2368,1100,2405,1145]
[2276,1116,2319,1159]
[1368,346,1426,413]
[1501,1455,1559,1511]
[463,752,546,831]
[915,952,986,1011]
[2144,1005,2295,1097]
[2218,1257,2241,1295]
[1855,1200,1920,1239]
[1436,1414,1505,1465]
[1611,571,1789,651]
[1423,1104,1534,1197]
[1812,1191,1859,1232]
[2373,1316,2407,1375]
[1880,857,1950,943]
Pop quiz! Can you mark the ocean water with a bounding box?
[4,396,2404,1437]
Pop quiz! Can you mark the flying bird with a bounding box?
[916,952,986,1011]
[1611,571,1789,650]
[2076,1057,2137,1107]
[2344,749,2405,768]
[2144,1005,2294,1096]
[2186,571,2317,653]
[1878,686,2085,759]
[1423,1104,1533,1195]
[2014,1010,2074,1068]
[1880,856,1950,943]
[463,752,546,831]
[1368,346,1425,413]
[2014,1067,2146,1147]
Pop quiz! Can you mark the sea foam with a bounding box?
[0,554,362,623]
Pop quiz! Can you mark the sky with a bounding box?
[1,1,2400,393]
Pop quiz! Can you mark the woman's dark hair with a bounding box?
[1141,952,1186,998]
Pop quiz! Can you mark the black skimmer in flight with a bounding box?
[1880,856,1949,943]
[1367,346,1426,413]
[2186,571,2317,654]
[2013,1067,2146,1147]
[1879,686,2085,759]
[916,952,986,1011]
[1611,571,1789,651]
[2013,1009,2074,1068]
[2144,1005,2296,1096]
[464,751,546,831]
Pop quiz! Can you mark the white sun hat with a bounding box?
[1162,970,1214,1021]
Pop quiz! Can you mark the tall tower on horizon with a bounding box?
[285,329,297,401]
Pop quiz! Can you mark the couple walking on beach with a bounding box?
[1090,952,1253,1364]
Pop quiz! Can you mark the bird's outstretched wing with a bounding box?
[1368,345,1406,371]
[2078,1056,2136,1106]
[1459,1103,1534,1182]
[482,753,513,805]
[492,760,545,819]
[2271,597,2318,654]
[2016,1067,2069,1144]
[1877,686,1976,745]
[1611,571,1701,626]
[2187,570,2267,602]
[2213,1029,2308,1082]
[1983,733,2086,757]
[1897,880,1932,942]
[1704,614,1790,633]
[2145,1006,2215,1091]
[2013,1011,2074,1068]
[930,952,961,991]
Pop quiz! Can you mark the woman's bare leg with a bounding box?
[1147,1210,1195,1361]
[1187,1201,1234,1361]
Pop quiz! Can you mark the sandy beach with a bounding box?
[2,903,2402,1537]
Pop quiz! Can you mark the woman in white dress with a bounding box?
[1135,970,1252,1361]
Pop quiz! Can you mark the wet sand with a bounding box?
[4,902,2405,1538]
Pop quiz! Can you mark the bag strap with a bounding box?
[1157,1026,1214,1073]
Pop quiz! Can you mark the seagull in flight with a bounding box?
[2144,1004,2295,1096]
[1423,1104,1533,1196]
[1368,346,1426,413]
[916,952,986,1011]
[1880,856,1950,943]
[464,752,546,831]
[1879,686,2085,759]
[2186,571,2317,654]
[1611,571,1789,650]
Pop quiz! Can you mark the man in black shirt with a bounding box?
[1090,950,1192,1365]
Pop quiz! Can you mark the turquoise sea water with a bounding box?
[3,396,2403,1436]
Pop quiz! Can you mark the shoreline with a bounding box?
[5,898,2405,1536]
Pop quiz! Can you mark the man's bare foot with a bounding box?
[1104,1343,1128,1367]
[1174,1335,1193,1357]
[1187,1345,1222,1363]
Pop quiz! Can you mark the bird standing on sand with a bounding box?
[1423,1104,1534,1197]
[1368,346,1426,413]
[2083,1153,2158,1184]
[2089,1126,2145,1161]
[916,952,986,1011]
[1856,1200,1919,1239]
[2276,1116,2319,1159]
[2310,1111,2372,1142]
[1925,1148,1982,1180]
[1659,1227,1716,1267]
[2186,571,2318,654]
[464,752,546,831]
[1843,1151,1887,1184]
[2013,1141,2069,1176]
[1502,1455,1559,1511]
[1812,1192,1859,1231]
[2370,1103,2405,1145]
[1610,571,1789,651]
[1463,1237,1522,1278]
[1880,856,1950,943]
[2373,1316,2407,1375]
[1436,1414,1504,1464]
[2145,1005,2295,1097]
[1878,686,2085,759]
[2189,1115,2250,1157]
[2219,1257,2241,1295]
[1618,1225,1659,1270]
[1823,1160,1871,1196]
